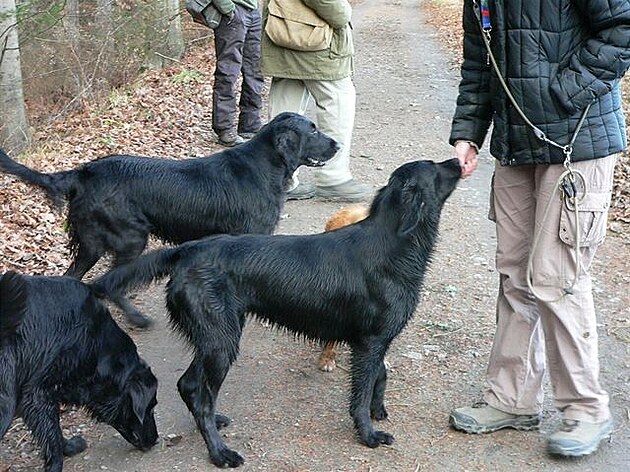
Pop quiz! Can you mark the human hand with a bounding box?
[454,140,478,179]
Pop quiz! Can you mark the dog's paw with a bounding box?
[362,430,395,448]
[63,435,88,456]
[371,404,388,421]
[318,356,336,372]
[215,413,232,430]
[210,448,244,468]
[126,311,154,329]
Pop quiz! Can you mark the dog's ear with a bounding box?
[273,129,300,164]
[398,181,425,236]
[128,366,157,424]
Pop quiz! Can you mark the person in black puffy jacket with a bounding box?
[448,0,630,458]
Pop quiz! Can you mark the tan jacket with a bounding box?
[260,0,354,80]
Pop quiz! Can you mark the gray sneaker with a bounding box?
[286,182,316,200]
[449,401,542,434]
[547,418,613,457]
[217,130,245,147]
[315,180,372,202]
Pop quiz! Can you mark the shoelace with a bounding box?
[560,419,580,432]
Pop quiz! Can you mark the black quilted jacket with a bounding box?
[449,0,630,166]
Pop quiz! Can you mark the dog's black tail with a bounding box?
[92,246,184,300]
[0,147,76,208]
[0,271,28,341]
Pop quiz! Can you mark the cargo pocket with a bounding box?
[559,191,610,248]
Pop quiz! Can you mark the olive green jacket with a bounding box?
[260,0,354,80]
[213,0,258,15]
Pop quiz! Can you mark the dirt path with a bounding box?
[4,0,629,471]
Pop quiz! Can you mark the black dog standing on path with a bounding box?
[0,112,339,328]
[94,158,462,468]
[0,272,159,472]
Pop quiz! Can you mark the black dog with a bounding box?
[0,112,338,327]
[0,272,159,472]
[94,159,462,468]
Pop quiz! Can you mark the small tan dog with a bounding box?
[318,205,370,372]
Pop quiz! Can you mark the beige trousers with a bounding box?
[268,76,356,188]
[484,154,617,423]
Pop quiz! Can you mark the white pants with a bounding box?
[483,154,617,423]
[268,77,356,188]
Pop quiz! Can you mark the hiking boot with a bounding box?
[315,180,372,202]
[239,131,258,140]
[217,130,245,147]
[286,182,316,200]
[449,401,542,434]
[547,418,613,457]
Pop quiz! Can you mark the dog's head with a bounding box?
[90,345,159,451]
[264,112,340,173]
[371,158,461,236]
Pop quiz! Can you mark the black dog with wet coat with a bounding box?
[0,112,338,327]
[94,158,462,468]
[0,272,158,472]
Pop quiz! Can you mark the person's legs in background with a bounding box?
[237,7,264,139]
[212,7,246,147]
[268,77,314,198]
[268,77,371,201]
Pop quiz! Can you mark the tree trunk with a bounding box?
[0,0,30,152]
[146,0,185,69]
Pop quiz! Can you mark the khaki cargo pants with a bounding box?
[268,77,356,188]
[483,154,617,423]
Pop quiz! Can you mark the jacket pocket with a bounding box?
[559,191,610,248]
[329,25,354,59]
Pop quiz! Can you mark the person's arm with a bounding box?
[304,0,352,28]
[213,0,236,16]
[550,0,630,115]
[449,1,493,148]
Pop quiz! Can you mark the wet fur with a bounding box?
[0,272,158,472]
[318,205,370,372]
[0,113,338,328]
[94,159,462,468]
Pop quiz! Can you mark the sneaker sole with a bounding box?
[547,423,613,457]
[449,415,541,434]
[314,192,370,202]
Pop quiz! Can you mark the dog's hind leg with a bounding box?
[106,245,154,329]
[177,355,244,468]
[65,244,103,279]
[349,340,395,448]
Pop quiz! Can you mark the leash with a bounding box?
[472,0,591,302]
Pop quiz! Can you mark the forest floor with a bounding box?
[1,0,629,471]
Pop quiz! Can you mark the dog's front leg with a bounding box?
[370,361,389,421]
[0,377,17,440]
[349,342,394,448]
[177,357,244,468]
[21,394,66,472]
